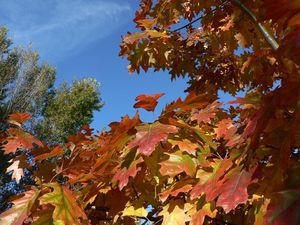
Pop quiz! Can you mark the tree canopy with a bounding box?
[0,0,299,225]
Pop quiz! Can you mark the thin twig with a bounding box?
[171,0,279,50]
[172,1,229,32]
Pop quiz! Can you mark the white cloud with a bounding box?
[0,0,131,62]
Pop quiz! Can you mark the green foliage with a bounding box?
[34,78,103,145]
[0,26,103,144]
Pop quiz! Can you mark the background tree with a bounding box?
[34,78,103,145]
[0,26,103,143]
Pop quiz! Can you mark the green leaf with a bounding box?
[39,183,88,225]
[159,151,197,177]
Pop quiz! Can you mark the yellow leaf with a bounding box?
[122,206,148,218]
[159,205,190,225]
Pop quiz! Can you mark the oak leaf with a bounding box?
[160,183,193,202]
[8,113,31,126]
[39,183,88,225]
[128,122,177,156]
[133,93,165,112]
[35,146,64,161]
[112,158,143,190]
[191,203,217,225]
[190,159,233,200]
[216,168,253,213]
[191,101,221,124]
[0,189,40,225]
[169,139,198,156]
[159,205,190,225]
[264,188,300,225]
[6,160,24,184]
[159,151,196,177]
[123,206,148,218]
[3,128,43,154]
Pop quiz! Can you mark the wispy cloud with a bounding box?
[0,0,131,62]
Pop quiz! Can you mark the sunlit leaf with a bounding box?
[0,189,40,225]
[134,93,165,112]
[128,122,177,156]
[39,183,87,225]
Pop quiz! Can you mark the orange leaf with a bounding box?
[169,139,198,155]
[8,113,31,126]
[191,101,221,124]
[0,189,40,225]
[3,128,43,154]
[112,158,143,190]
[159,151,196,177]
[134,93,165,112]
[35,146,63,161]
[160,184,193,202]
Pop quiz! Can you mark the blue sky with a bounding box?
[0,0,189,131]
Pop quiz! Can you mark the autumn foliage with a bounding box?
[0,0,300,224]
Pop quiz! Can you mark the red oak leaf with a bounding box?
[133,93,165,112]
[35,146,64,161]
[128,122,177,156]
[216,168,254,213]
[0,189,40,224]
[190,159,233,200]
[264,188,300,225]
[112,158,143,190]
[3,128,43,154]
[214,119,237,140]
[165,92,212,113]
[169,139,198,156]
[160,183,193,202]
[191,101,222,124]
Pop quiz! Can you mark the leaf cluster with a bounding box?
[0,0,299,225]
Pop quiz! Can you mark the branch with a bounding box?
[172,1,229,32]
[171,0,279,50]
[230,0,279,50]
